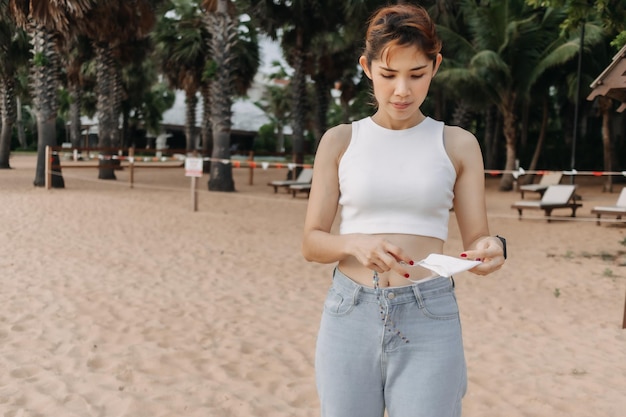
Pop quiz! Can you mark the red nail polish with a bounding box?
[475,258,482,262]
[404,273,410,279]
[460,253,467,258]
[409,260,414,265]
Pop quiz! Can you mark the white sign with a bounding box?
[185,157,203,177]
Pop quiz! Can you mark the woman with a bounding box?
[301,4,506,417]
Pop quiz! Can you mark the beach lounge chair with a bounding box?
[511,184,582,222]
[519,171,563,199]
[267,168,313,193]
[289,183,311,198]
[591,187,626,225]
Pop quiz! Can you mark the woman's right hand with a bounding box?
[349,234,414,277]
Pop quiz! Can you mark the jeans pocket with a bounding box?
[323,287,355,316]
[421,291,459,320]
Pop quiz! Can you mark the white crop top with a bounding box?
[338,117,456,240]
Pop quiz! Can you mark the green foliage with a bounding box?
[611,31,626,49]
[32,52,49,67]
[254,123,279,153]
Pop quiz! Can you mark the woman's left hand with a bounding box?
[461,236,505,276]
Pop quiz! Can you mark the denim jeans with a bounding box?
[315,268,467,417]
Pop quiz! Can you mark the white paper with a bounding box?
[413,253,481,278]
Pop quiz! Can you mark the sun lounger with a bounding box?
[591,187,626,225]
[267,168,313,193]
[519,171,563,199]
[511,184,582,222]
[289,183,311,198]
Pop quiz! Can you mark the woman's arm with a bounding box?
[446,126,505,275]
[301,124,349,264]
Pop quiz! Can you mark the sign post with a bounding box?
[184,156,203,212]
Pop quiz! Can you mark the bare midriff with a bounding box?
[337,234,446,288]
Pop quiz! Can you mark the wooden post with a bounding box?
[622,289,626,329]
[248,151,254,185]
[45,146,51,190]
[191,176,198,212]
[129,147,135,188]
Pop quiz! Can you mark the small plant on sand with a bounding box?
[563,250,574,259]
[600,251,614,261]
[553,288,561,298]
[602,268,614,277]
[620,237,626,247]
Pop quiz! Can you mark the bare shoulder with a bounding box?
[317,123,353,162]
[443,125,479,149]
[442,124,483,171]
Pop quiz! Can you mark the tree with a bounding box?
[527,0,626,186]
[78,1,157,179]
[254,61,291,152]
[8,0,94,186]
[202,0,259,191]
[244,0,340,168]
[202,0,238,191]
[154,0,209,152]
[436,0,600,190]
[0,0,29,169]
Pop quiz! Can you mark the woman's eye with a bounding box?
[381,74,394,79]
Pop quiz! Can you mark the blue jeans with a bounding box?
[315,268,467,417]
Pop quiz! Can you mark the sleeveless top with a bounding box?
[338,117,456,241]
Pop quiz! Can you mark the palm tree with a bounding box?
[58,34,92,148]
[243,0,339,169]
[8,0,94,186]
[119,38,175,148]
[436,0,600,190]
[202,0,238,191]
[154,0,209,152]
[254,61,291,152]
[202,0,259,191]
[0,0,29,169]
[78,1,157,179]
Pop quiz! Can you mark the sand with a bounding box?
[1,153,625,417]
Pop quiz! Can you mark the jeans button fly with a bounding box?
[387,292,395,300]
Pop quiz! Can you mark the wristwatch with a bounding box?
[496,235,507,260]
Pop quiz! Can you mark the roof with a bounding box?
[587,44,626,112]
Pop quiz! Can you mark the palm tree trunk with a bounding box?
[0,75,16,169]
[16,97,27,149]
[523,97,549,185]
[201,83,212,173]
[312,76,331,151]
[68,82,82,148]
[290,33,307,172]
[31,23,64,188]
[483,106,499,170]
[95,43,119,179]
[185,89,198,152]
[206,2,236,191]
[598,96,613,192]
[499,107,517,191]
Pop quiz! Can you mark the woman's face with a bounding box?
[360,45,442,129]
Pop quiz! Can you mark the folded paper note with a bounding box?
[413,253,481,278]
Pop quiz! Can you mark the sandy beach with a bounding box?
[1,153,625,417]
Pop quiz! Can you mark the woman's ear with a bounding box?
[432,53,443,77]
[359,56,372,79]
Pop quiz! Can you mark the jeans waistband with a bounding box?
[332,267,454,306]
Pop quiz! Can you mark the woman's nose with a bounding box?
[394,78,410,96]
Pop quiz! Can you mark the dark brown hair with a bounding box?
[363,4,442,68]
